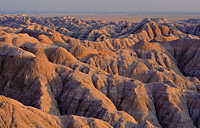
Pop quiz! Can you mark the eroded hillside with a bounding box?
[0,15,200,128]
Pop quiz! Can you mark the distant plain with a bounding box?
[29,13,200,22]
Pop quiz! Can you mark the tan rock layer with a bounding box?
[0,15,200,128]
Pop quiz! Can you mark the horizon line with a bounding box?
[1,10,200,15]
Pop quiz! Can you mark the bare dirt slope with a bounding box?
[0,15,200,128]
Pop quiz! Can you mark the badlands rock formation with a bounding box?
[0,15,200,128]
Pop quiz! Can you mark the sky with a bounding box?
[0,0,200,13]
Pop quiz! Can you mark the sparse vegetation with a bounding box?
[19,46,27,51]
[197,86,200,92]
[124,24,128,28]
[98,70,102,74]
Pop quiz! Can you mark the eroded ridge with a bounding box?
[0,15,200,128]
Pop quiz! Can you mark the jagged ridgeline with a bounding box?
[0,15,200,128]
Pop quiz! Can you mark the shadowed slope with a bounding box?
[0,15,200,128]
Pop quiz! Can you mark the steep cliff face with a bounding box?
[0,15,200,128]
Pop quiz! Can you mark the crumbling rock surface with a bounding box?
[0,15,200,128]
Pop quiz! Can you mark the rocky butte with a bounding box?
[0,15,200,128]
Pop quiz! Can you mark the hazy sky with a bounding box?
[0,0,200,13]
